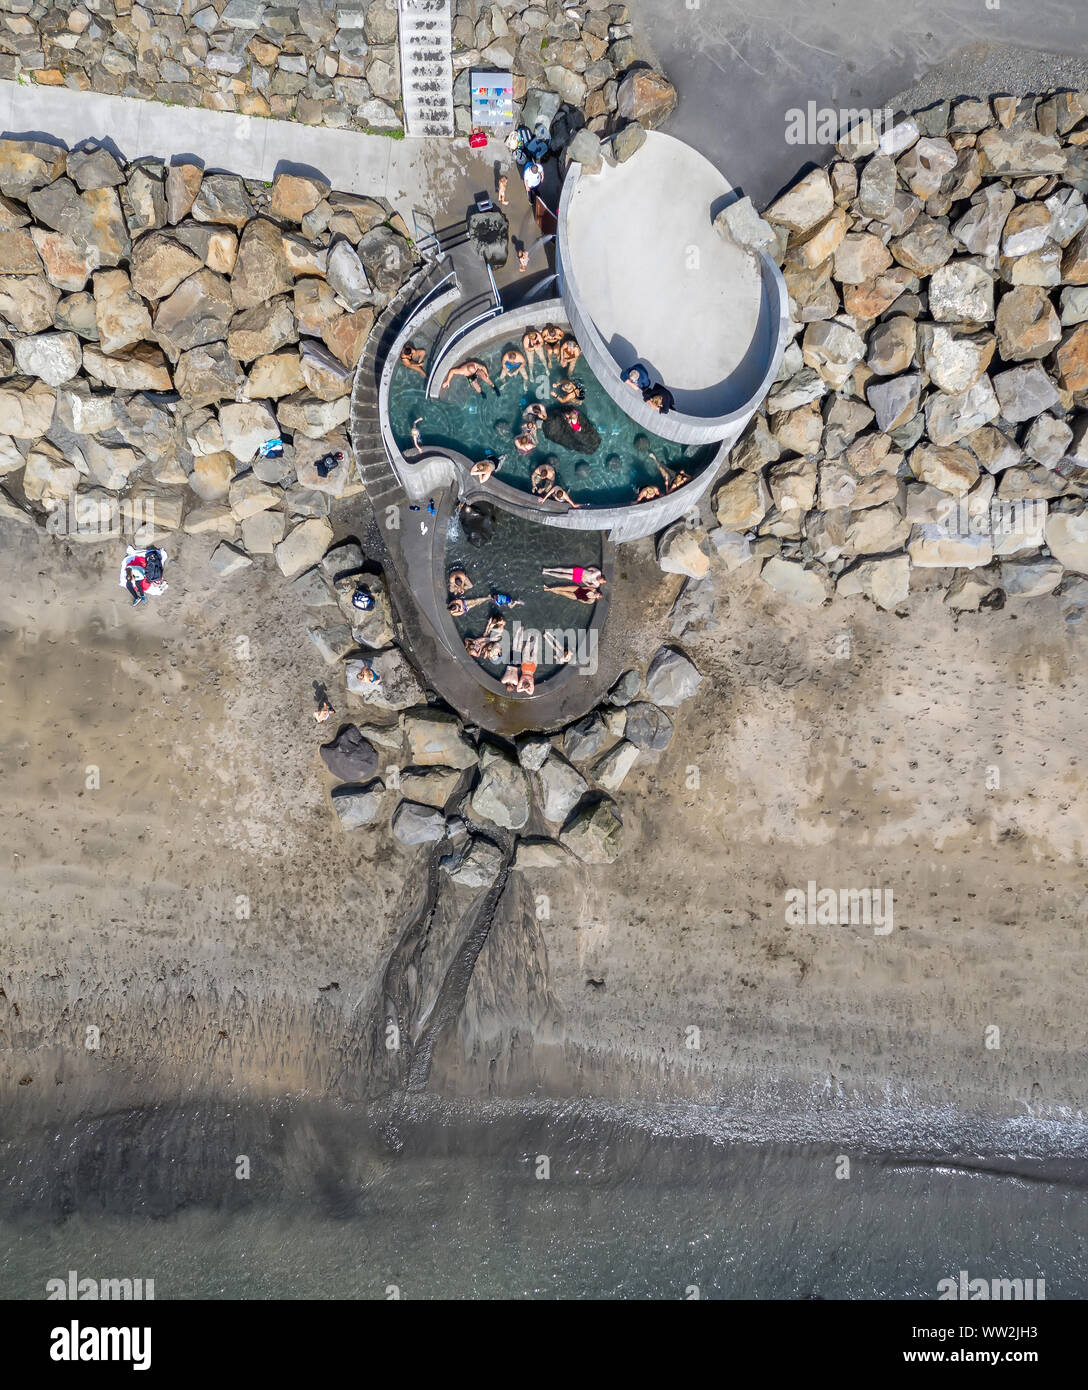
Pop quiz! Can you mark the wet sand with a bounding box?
[1,517,1085,1155]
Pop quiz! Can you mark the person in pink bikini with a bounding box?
[540,565,605,588]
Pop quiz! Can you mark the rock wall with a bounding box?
[0,137,418,563]
[0,0,666,139]
[711,92,1088,615]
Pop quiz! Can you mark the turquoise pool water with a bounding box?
[445,505,602,684]
[389,341,715,509]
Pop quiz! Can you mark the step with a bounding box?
[398,0,454,139]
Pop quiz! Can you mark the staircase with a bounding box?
[350,258,458,515]
[398,0,455,138]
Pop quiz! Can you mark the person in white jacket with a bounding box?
[119,546,168,605]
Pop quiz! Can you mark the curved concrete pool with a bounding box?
[389,328,717,509]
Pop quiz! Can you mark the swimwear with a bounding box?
[521,662,537,677]
[493,593,514,607]
[571,567,585,585]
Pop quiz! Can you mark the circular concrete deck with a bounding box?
[559,131,781,424]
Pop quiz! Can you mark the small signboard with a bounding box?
[470,70,515,129]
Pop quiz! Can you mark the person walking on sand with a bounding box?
[541,565,605,588]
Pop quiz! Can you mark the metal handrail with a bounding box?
[424,302,505,396]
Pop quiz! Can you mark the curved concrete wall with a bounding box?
[377,288,734,540]
[557,156,791,448]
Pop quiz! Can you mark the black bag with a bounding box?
[143,548,164,584]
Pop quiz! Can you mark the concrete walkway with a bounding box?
[0,77,508,226]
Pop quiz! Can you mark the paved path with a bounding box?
[629,1,1088,206]
[0,77,505,226]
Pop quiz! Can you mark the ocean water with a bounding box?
[2,1097,1085,1300]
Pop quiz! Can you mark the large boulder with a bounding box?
[320,724,379,782]
[0,273,58,331]
[766,168,834,233]
[0,138,67,198]
[129,231,203,300]
[392,800,446,846]
[469,745,530,830]
[991,365,1060,424]
[535,752,589,825]
[623,701,674,750]
[559,796,624,864]
[191,174,254,229]
[269,171,330,224]
[347,649,425,712]
[928,259,995,323]
[995,285,1061,362]
[83,342,172,391]
[28,179,129,269]
[357,225,415,298]
[0,377,56,437]
[326,240,372,310]
[173,342,243,405]
[403,708,477,769]
[274,516,335,578]
[1045,506,1088,574]
[12,332,81,387]
[232,217,293,310]
[219,400,279,462]
[23,439,80,506]
[165,162,203,224]
[713,469,770,530]
[761,556,833,605]
[644,646,703,706]
[227,297,297,361]
[153,269,234,357]
[56,380,117,434]
[446,836,505,890]
[92,268,152,355]
[331,779,386,830]
[277,391,350,438]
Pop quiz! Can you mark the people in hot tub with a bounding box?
[541,323,564,364]
[657,461,692,493]
[558,336,581,372]
[499,346,528,385]
[522,328,545,374]
[551,377,584,406]
[400,343,427,376]
[441,358,494,394]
